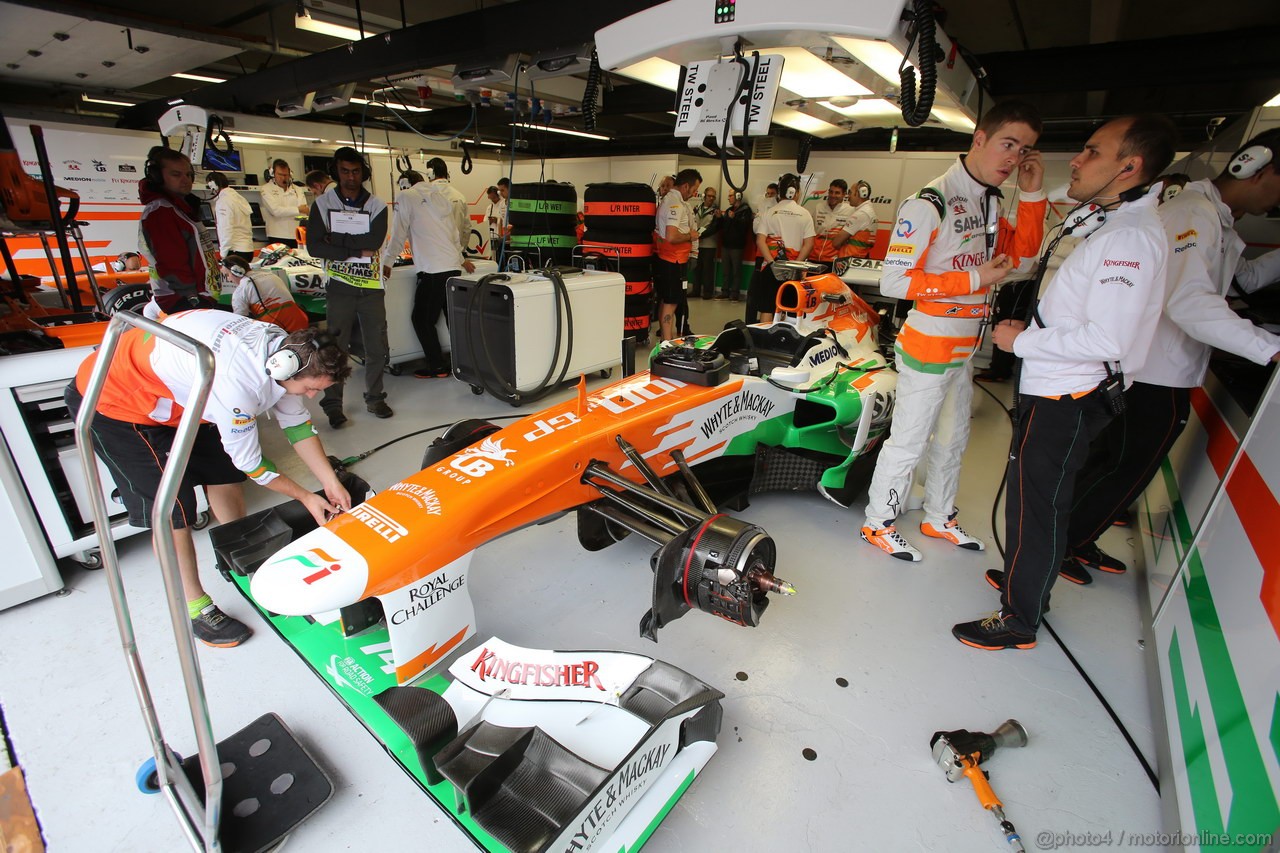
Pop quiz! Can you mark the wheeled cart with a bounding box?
[447,267,625,404]
[74,312,333,852]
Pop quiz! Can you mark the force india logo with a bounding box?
[470,647,605,690]
[437,438,516,485]
[268,548,342,585]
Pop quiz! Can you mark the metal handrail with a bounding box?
[74,311,222,852]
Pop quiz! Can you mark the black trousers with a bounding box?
[412,270,458,370]
[1001,392,1114,634]
[1067,382,1191,550]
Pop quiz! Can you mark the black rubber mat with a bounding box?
[371,687,458,785]
[180,712,333,853]
[435,722,609,853]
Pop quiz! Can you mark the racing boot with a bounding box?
[192,604,252,648]
[860,519,922,562]
[1069,543,1127,575]
[920,510,985,551]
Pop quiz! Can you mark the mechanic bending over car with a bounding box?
[956,114,1177,650]
[1054,128,1280,587]
[859,100,1047,562]
[66,313,353,648]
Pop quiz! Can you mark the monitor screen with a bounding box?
[303,154,330,175]
[197,202,215,227]
[248,202,265,227]
[202,147,242,172]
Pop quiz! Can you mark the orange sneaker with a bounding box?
[920,512,985,551]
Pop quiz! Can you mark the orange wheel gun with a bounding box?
[931,719,1029,852]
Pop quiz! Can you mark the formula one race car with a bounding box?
[247,262,897,685]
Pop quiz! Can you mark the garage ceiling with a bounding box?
[0,0,1277,156]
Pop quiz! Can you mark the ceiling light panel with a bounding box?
[771,47,870,99]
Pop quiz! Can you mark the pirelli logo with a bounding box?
[886,243,915,256]
[1175,229,1197,242]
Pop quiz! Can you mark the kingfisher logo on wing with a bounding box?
[470,646,605,690]
[894,218,915,238]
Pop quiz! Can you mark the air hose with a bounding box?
[898,0,938,127]
[582,47,601,133]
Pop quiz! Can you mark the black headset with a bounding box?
[143,145,171,188]
[329,147,371,183]
[855,180,872,201]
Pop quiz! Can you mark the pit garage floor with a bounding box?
[0,296,1164,852]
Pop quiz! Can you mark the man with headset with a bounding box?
[809,179,855,271]
[261,159,307,249]
[859,101,1046,562]
[749,173,816,323]
[222,253,309,333]
[306,146,392,428]
[66,311,352,648]
[956,115,1176,650]
[844,180,879,259]
[383,156,475,379]
[1056,129,1280,585]
[138,146,221,315]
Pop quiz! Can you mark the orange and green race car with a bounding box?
[251,263,899,685]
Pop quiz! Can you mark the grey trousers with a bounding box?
[322,279,388,410]
[720,249,744,297]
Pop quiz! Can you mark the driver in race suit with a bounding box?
[860,100,1046,562]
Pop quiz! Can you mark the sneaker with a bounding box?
[1058,559,1093,585]
[920,512,985,551]
[191,605,252,648]
[715,293,730,300]
[974,370,1009,383]
[326,410,348,429]
[414,366,450,379]
[952,611,1036,650]
[366,399,394,418]
[859,520,922,562]
[1111,512,1132,528]
[1071,543,1127,574]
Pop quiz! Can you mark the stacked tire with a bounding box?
[507,182,578,268]
[582,182,657,341]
